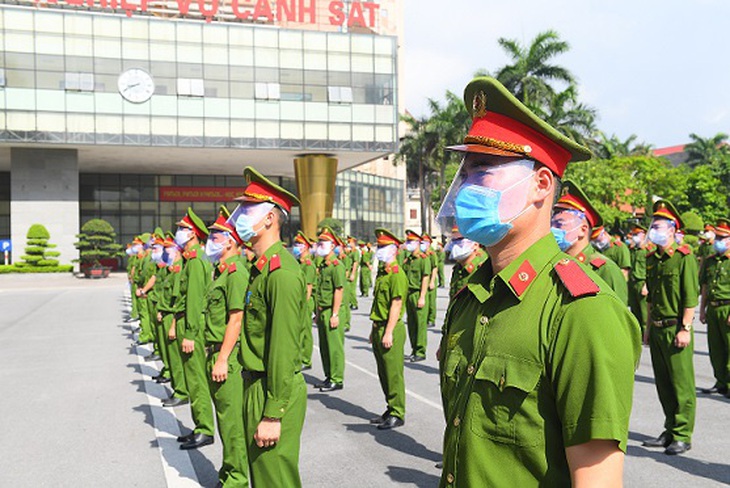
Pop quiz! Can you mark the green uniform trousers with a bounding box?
[406,290,428,358]
[437,263,444,288]
[137,297,154,344]
[181,324,215,436]
[243,373,306,488]
[130,283,139,319]
[427,286,437,325]
[371,321,406,420]
[628,280,647,334]
[317,307,345,384]
[163,314,188,400]
[348,278,358,309]
[706,304,730,390]
[360,267,372,297]
[301,298,314,368]
[648,325,696,443]
[152,304,170,379]
[207,347,249,488]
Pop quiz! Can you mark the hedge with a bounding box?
[0,265,73,274]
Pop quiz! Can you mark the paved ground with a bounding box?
[0,270,728,487]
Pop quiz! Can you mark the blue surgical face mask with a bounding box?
[150,247,164,263]
[420,242,429,252]
[551,228,573,252]
[648,228,670,247]
[714,239,728,254]
[292,244,304,259]
[205,238,226,263]
[334,246,341,256]
[455,171,534,248]
[235,214,261,242]
[405,241,418,252]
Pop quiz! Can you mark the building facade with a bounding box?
[0,0,404,264]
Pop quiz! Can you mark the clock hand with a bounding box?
[124,82,141,92]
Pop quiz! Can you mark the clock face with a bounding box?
[118,68,155,103]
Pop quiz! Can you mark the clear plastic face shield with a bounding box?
[227,202,276,242]
[436,155,536,238]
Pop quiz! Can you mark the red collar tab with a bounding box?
[304,258,312,266]
[269,254,281,271]
[183,249,197,260]
[255,255,268,271]
[465,263,475,273]
[169,265,181,273]
[590,256,606,268]
[576,252,586,263]
[554,258,600,298]
[217,262,228,274]
[508,260,537,297]
[157,263,166,268]
[385,263,399,274]
[677,245,691,255]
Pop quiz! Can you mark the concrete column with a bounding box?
[11,148,79,268]
[294,154,338,239]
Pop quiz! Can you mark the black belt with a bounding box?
[206,342,239,355]
[651,318,678,328]
[241,370,302,381]
[372,320,387,328]
[709,299,730,307]
[174,312,185,321]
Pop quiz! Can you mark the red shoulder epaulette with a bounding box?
[677,245,691,255]
[332,259,339,266]
[255,255,268,272]
[228,262,237,273]
[157,263,166,269]
[391,264,399,274]
[305,259,312,266]
[170,265,181,273]
[615,240,624,247]
[554,259,600,298]
[269,254,281,271]
[186,249,197,259]
[590,256,606,269]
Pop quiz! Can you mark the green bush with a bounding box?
[0,265,73,274]
[74,218,123,266]
[317,217,344,236]
[681,211,704,234]
[18,224,59,267]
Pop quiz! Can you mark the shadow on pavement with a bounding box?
[344,422,442,463]
[628,431,730,485]
[385,465,440,488]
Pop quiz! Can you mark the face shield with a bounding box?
[228,202,275,242]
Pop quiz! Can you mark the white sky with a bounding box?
[402,0,730,148]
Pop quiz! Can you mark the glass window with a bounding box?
[4,32,35,54]
[66,56,93,72]
[95,58,123,75]
[303,51,326,70]
[122,40,149,60]
[304,70,327,86]
[205,80,229,98]
[95,39,122,59]
[254,29,278,48]
[280,101,304,119]
[303,32,326,51]
[6,52,35,70]
[36,54,64,72]
[351,54,373,73]
[280,68,303,84]
[230,81,255,99]
[149,42,175,62]
[6,69,35,89]
[255,67,279,83]
[255,47,279,68]
[204,64,229,81]
[280,30,303,49]
[150,61,176,78]
[230,66,255,82]
[177,43,203,64]
[280,84,304,102]
[204,45,229,65]
[93,16,122,38]
[36,90,66,111]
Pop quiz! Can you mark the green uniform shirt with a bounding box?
[134,254,155,287]
[148,263,167,303]
[157,262,184,314]
[350,248,361,274]
[579,245,628,305]
[180,243,213,341]
[630,247,648,283]
[300,257,316,289]
[315,257,345,308]
[404,251,431,291]
[646,244,699,320]
[370,263,408,322]
[602,238,631,270]
[240,241,305,419]
[448,250,488,300]
[204,254,249,345]
[440,234,640,487]
[699,252,730,301]
[360,249,373,269]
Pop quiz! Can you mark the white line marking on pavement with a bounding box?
[313,344,443,412]
[131,303,200,487]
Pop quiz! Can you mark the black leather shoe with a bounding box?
[144,354,161,361]
[180,433,214,450]
[642,432,672,448]
[156,376,171,384]
[313,378,331,389]
[377,415,404,430]
[164,397,189,408]
[410,355,426,363]
[435,462,443,469]
[404,354,414,361]
[665,441,691,455]
[319,382,343,392]
[700,385,728,394]
[176,432,196,442]
[370,412,388,424]
[301,364,312,371]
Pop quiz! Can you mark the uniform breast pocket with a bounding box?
[206,288,224,313]
[468,356,543,447]
[245,292,266,330]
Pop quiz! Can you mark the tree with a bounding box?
[74,219,123,267]
[17,224,60,268]
[317,217,343,236]
[684,132,729,168]
[589,132,654,160]
[494,30,575,110]
[532,85,597,147]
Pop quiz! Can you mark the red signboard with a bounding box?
[159,186,242,202]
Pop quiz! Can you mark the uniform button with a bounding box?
[453,416,461,427]
[479,316,489,325]
[467,364,475,375]
[447,473,455,483]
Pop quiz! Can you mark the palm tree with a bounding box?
[494,30,575,110]
[590,132,653,159]
[684,132,729,167]
[531,85,597,147]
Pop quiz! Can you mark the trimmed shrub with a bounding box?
[74,218,123,267]
[18,224,59,267]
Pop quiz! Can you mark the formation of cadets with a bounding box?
[123,75,730,487]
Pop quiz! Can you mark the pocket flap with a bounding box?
[475,356,542,393]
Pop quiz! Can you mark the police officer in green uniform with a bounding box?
[436,240,446,288]
[158,234,189,408]
[368,228,408,430]
[147,229,173,383]
[592,226,631,280]
[628,224,651,334]
[313,227,346,392]
[699,218,730,397]
[229,167,307,488]
[436,77,640,486]
[203,210,249,488]
[125,241,140,323]
[175,209,216,450]
[133,233,155,346]
[444,226,487,301]
[697,224,716,270]
[346,236,360,311]
[359,241,374,297]
[403,230,431,362]
[422,234,439,328]
[550,180,628,305]
[292,231,316,371]
[642,200,698,455]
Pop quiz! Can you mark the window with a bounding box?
[177,78,205,97]
[65,72,95,92]
[328,86,353,104]
[0,69,6,88]
[254,82,281,101]
[410,209,417,220]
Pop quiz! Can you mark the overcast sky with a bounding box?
[402,0,730,149]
